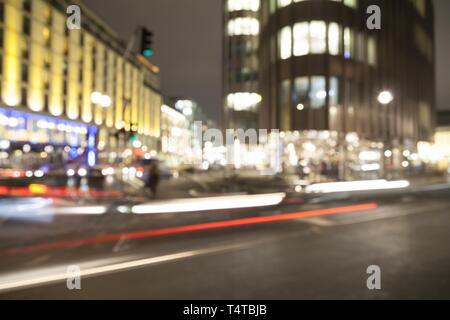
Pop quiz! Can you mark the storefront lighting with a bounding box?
[67,169,75,177]
[132,140,142,149]
[359,151,381,161]
[361,163,381,172]
[0,114,8,126]
[402,161,409,168]
[8,117,19,127]
[384,150,393,158]
[98,141,106,150]
[45,146,54,153]
[37,120,48,129]
[0,140,11,150]
[171,127,182,136]
[403,150,411,157]
[23,144,31,153]
[129,167,137,176]
[88,151,96,167]
[303,142,316,153]
[34,170,44,178]
[101,167,115,176]
[182,108,193,116]
[78,168,87,177]
[296,104,305,111]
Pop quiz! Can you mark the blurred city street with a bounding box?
[1,170,450,299]
[1,0,450,302]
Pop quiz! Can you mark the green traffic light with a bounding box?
[143,49,153,57]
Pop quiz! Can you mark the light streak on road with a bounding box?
[4,202,377,255]
[305,180,410,194]
[53,206,108,215]
[131,193,286,214]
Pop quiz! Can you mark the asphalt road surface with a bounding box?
[1,184,450,299]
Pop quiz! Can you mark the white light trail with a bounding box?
[131,193,286,214]
[305,180,410,194]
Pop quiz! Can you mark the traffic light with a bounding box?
[140,27,154,57]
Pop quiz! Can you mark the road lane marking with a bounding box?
[3,203,377,255]
[0,242,250,293]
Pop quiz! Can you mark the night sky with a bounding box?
[85,0,450,123]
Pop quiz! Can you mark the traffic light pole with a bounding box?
[116,27,153,150]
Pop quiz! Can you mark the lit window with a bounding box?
[294,77,309,107]
[228,18,260,36]
[309,21,326,54]
[293,22,309,56]
[329,77,339,107]
[310,76,326,109]
[415,0,426,17]
[227,93,262,111]
[279,26,292,59]
[343,0,357,9]
[279,79,291,130]
[228,0,260,12]
[277,0,292,8]
[344,27,353,59]
[367,36,377,66]
[328,23,340,55]
[293,21,326,56]
[270,0,277,13]
[356,32,366,62]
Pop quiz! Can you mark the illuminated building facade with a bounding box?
[428,111,450,170]
[223,0,261,130]
[224,0,435,178]
[260,0,435,142]
[160,104,193,168]
[0,0,162,168]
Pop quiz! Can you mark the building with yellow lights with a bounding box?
[0,0,161,169]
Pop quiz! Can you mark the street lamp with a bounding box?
[377,90,394,105]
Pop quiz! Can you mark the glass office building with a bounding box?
[224,0,436,179]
